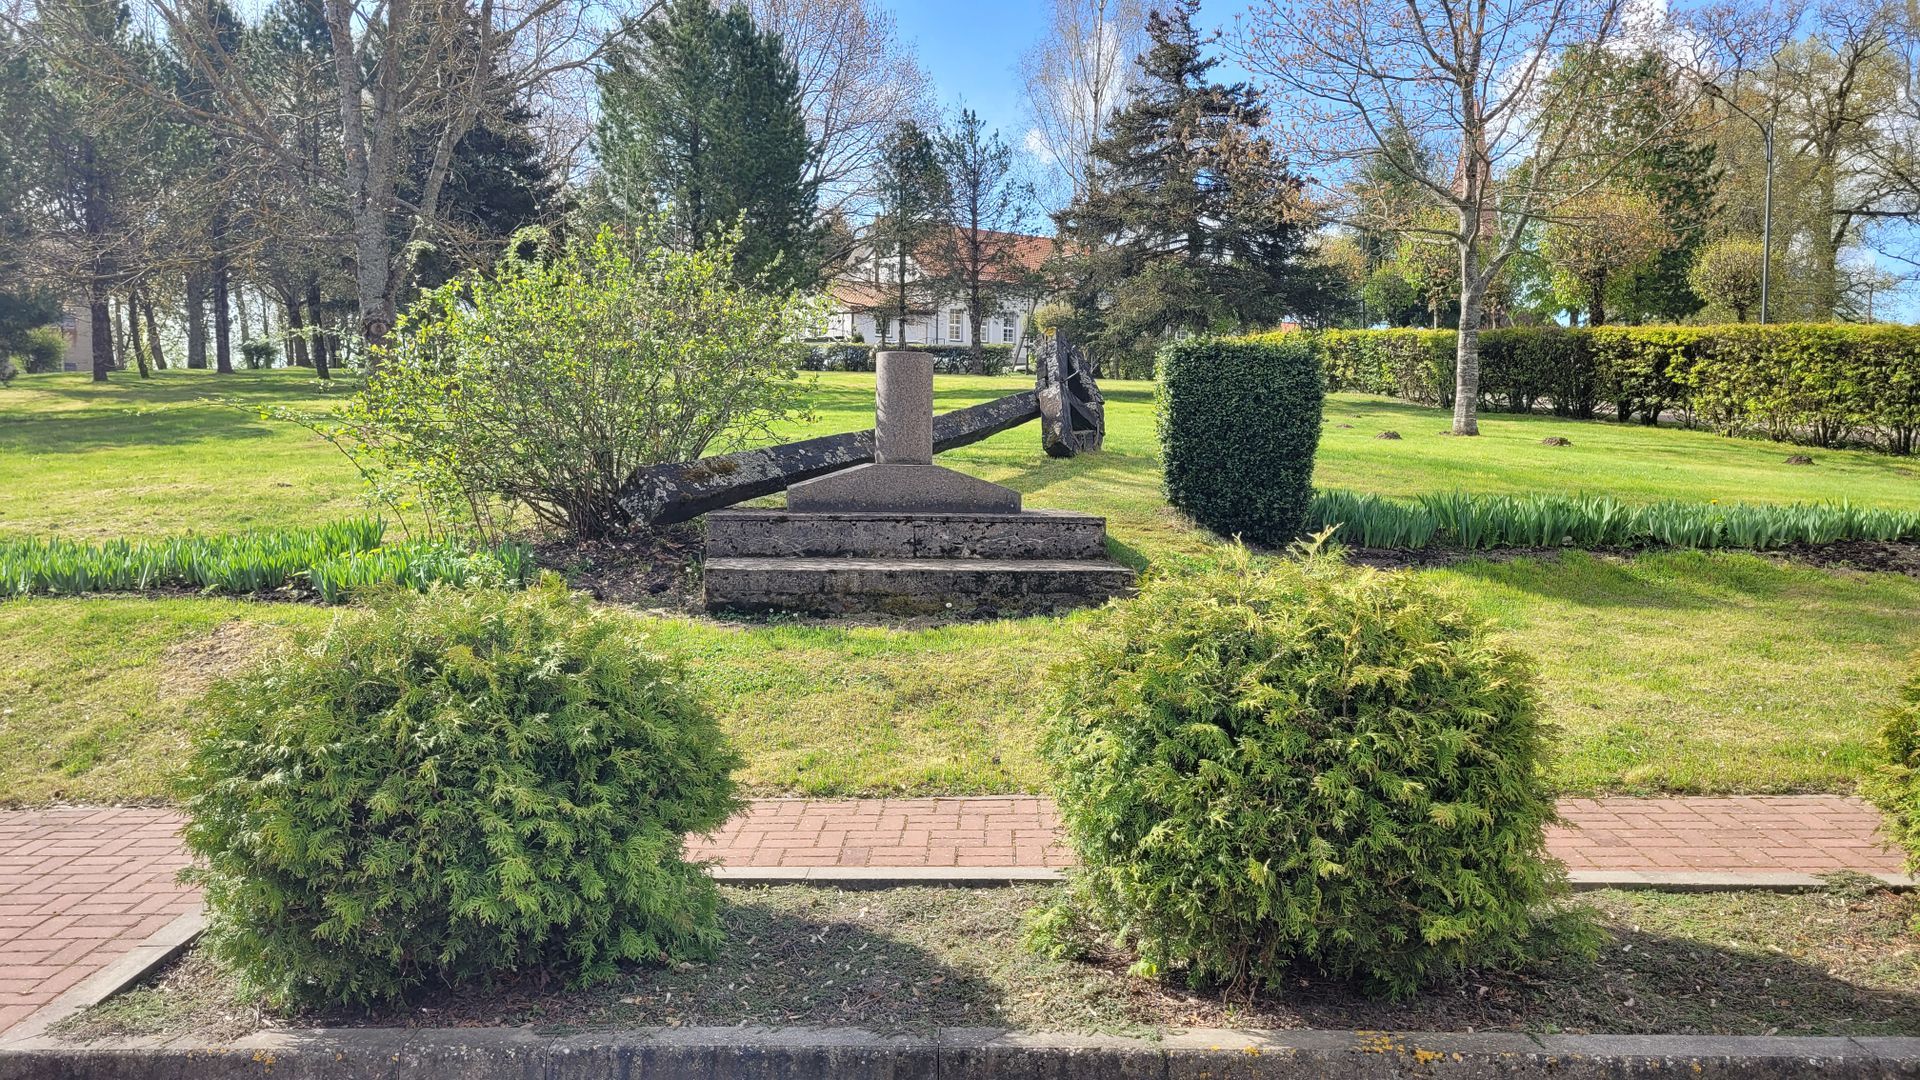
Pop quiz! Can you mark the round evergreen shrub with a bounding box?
[1043,547,1582,999]
[1865,653,1920,884]
[179,580,741,1006]
[1157,337,1324,545]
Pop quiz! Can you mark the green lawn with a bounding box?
[7,367,1919,544]
[2,366,1917,804]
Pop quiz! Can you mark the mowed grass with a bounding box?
[2,367,1918,804]
[7,547,1916,803]
[8,367,1920,544]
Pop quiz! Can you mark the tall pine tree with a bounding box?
[596,0,820,290]
[1054,0,1316,371]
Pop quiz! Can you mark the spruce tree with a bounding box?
[1054,0,1315,370]
[870,120,946,346]
[596,0,820,290]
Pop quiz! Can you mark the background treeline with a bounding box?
[1252,326,1920,454]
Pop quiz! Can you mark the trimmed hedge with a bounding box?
[1044,548,1584,999]
[797,342,1013,375]
[180,581,741,1006]
[1248,325,1920,453]
[1158,337,1325,544]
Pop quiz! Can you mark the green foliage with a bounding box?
[799,342,1011,375]
[349,223,820,538]
[1310,490,1920,551]
[19,325,64,373]
[1865,655,1920,884]
[179,581,742,1006]
[1044,547,1584,999]
[238,340,278,370]
[0,519,530,600]
[1263,325,1920,452]
[1158,337,1324,544]
[594,0,820,290]
[1052,0,1318,373]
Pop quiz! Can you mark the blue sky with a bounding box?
[883,0,1918,320]
[885,0,1247,171]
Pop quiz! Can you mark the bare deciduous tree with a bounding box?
[1236,0,1658,434]
[1019,0,1146,203]
[744,0,932,218]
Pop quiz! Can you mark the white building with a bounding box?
[825,228,1050,354]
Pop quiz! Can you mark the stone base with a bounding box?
[705,509,1108,560]
[786,463,1020,514]
[702,508,1135,616]
[703,556,1136,617]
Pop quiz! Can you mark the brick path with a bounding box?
[0,808,198,1036]
[0,795,1902,1035]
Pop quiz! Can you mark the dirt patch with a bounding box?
[1774,539,1920,577]
[157,620,286,702]
[531,525,705,611]
[58,881,1920,1041]
[1343,545,1568,571]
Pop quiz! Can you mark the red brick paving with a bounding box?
[0,796,1903,1034]
[0,808,197,1036]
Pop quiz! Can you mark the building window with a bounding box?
[948,309,964,342]
[1002,318,1016,343]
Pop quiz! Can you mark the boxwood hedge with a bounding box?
[1157,337,1325,544]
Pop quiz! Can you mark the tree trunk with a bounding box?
[212,252,234,375]
[185,272,208,369]
[125,294,150,378]
[1452,271,1486,436]
[284,291,310,368]
[234,285,251,349]
[306,279,331,380]
[140,290,166,370]
[1588,276,1607,328]
[88,285,113,383]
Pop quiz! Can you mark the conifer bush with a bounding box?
[179,580,741,1006]
[1158,337,1324,544]
[1865,653,1920,885]
[1044,547,1583,999]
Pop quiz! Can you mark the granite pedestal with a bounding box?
[704,351,1135,616]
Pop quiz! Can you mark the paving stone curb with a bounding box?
[0,910,203,1048]
[5,1025,1920,1078]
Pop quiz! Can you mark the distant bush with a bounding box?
[1866,654,1920,891]
[1254,325,1920,454]
[240,340,279,370]
[1158,337,1324,544]
[352,222,821,538]
[798,342,1013,375]
[1308,490,1920,551]
[21,327,65,374]
[0,519,530,600]
[1045,547,1583,999]
[180,581,741,1006]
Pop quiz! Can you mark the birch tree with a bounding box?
[1019,0,1147,202]
[1236,0,1654,434]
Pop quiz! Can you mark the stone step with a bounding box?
[703,556,1137,616]
[705,508,1112,560]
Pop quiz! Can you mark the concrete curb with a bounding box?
[5,1024,1920,1078]
[0,910,204,1048]
[1567,869,1918,892]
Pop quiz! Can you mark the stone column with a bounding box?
[874,351,934,464]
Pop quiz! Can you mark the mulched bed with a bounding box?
[530,524,705,610]
[1774,539,1920,577]
[60,880,1920,1043]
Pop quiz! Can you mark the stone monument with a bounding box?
[702,350,1136,616]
